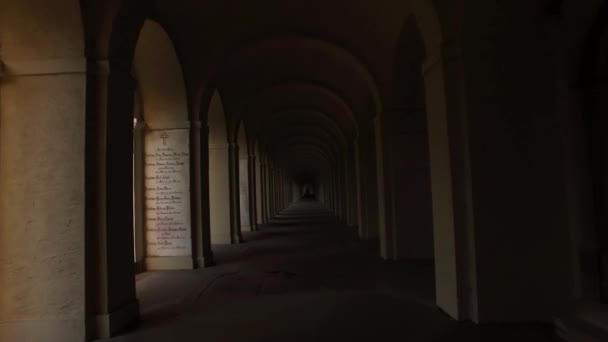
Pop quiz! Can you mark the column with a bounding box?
[190,121,213,268]
[0,54,97,341]
[133,120,146,272]
[260,157,268,223]
[248,153,258,231]
[88,63,140,338]
[375,109,433,261]
[345,146,359,228]
[238,147,251,232]
[209,141,232,244]
[355,139,367,237]
[268,166,275,217]
[357,128,380,239]
[229,143,243,243]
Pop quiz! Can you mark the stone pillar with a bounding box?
[87,62,140,338]
[269,166,276,216]
[329,176,335,212]
[339,158,348,222]
[455,26,574,322]
[0,53,93,341]
[267,165,273,218]
[260,158,268,223]
[282,172,287,208]
[357,129,380,239]
[255,154,264,226]
[276,170,281,212]
[346,146,359,228]
[376,109,434,261]
[248,154,258,231]
[423,46,471,321]
[229,143,243,243]
[238,148,251,232]
[190,122,213,268]
[133,121,146,272]
[292,182,300,202]
[355,139,367,236]
[209,141,232,244]
[264,161,271,221]
[374,116,392,259]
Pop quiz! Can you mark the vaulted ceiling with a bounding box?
[89,0,432,184]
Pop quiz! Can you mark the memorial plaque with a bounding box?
[144,129,192,256]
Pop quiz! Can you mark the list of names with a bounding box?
[144,129,192,257]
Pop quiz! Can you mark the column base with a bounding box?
[233,234,245,244]
[194,256,214,268]
[93,299,140,339]
[145,256,194,270]
[211,233,232,245]
[134,260,145,274]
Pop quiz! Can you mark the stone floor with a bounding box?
[101,200,560,342]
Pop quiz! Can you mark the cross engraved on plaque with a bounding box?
[161,132,169,146]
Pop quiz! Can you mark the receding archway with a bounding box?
[377,14,433,262]
[208,90,241,244]
[132,19,194,271]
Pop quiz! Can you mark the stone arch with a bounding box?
[243,82,359,139]
[0,1,87,341]
[132,19,194,273]
[212,34,383,126]
[258,109,348,151]
[376,13,433,263]
[207,90,241,244]
[134,20,189,124]
[85,3,207,337]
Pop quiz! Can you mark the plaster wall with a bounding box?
[0,73,86,341]
[0,1,86,340]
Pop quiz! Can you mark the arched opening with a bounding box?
[377,14,433,263]
[208,90,240,244]
[132,19,194,271]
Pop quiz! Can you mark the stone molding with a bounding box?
[3,57,86,76]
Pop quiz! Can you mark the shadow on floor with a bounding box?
[102,201,560,342]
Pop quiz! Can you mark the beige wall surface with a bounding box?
[0,1,87,341]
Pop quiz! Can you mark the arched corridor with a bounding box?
[1,0,607,341]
